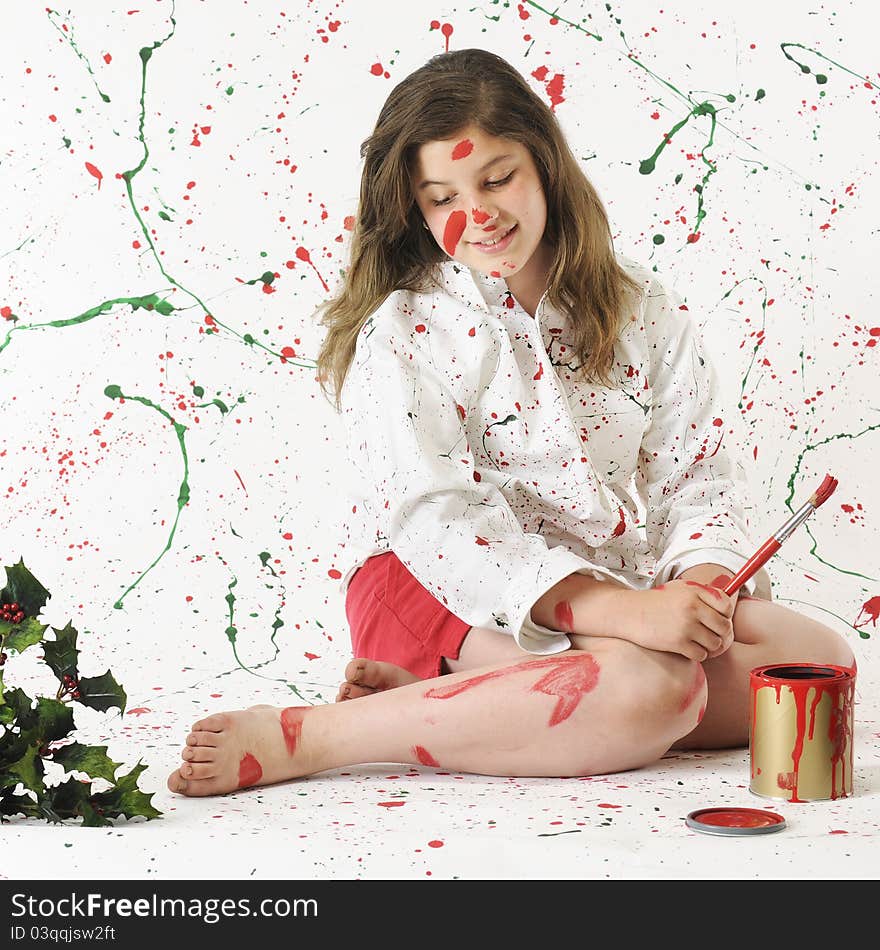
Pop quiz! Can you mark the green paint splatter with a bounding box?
[102,384,232,609]
[0,294,175,355]
[779,43,876,88]
[47,8,111,103]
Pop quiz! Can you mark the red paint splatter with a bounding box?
[294,245,330,291]
[237,752,263,788]
[412,745,440,766]
[428,839,444,847]
[126,707,151,716]
[684,580,723,601]
[854,595,880,629]
[611,506,626,538]
[598,803,622,809]
[233,468,247,495]
[534,362,544,380]
[451,139,473,160]
[554,600,574,633]
[377,800,406,807]
[425,653,600,727]
[531,66,565,111]
[328,568,342,579]
[472,208,490,224]
[85,161,103,189]
[280,707,305,756]
[442,210,467,255]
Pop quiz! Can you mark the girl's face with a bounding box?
[412,125,549,280]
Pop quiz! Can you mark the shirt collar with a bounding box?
[437,259,550,319]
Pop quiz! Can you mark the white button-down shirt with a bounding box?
[337,253,770,655]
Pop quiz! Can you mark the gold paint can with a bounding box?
[749,663,855,802]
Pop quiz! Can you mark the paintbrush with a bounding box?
[722,473,839,597]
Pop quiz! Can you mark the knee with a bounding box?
[601,641,707,764]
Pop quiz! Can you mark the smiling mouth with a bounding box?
[471,224,517,248]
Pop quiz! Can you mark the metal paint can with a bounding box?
[749,663,855,802]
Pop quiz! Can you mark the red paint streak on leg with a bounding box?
[443,210,467,255]
[425,654,600,727]
[237,752,262,788]
[679,662,707,713]
[412,745,440,766]
[554,600,574,633]
[531,654,600,725]
[451,139,473,160]
[280,707,305,756]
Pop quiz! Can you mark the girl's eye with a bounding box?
[430,172,513,207]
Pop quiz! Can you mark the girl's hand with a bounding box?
[606,579,736,661]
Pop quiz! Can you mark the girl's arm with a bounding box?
[634,276,771,599]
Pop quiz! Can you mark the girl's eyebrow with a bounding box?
[418,153,514,190]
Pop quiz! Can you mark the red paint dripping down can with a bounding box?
[749,663,855,802]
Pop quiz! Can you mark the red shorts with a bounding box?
[345,551,472,679]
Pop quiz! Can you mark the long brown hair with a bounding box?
[314,48,642,411]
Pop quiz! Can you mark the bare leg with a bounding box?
[335,625,522,701]
[167,639,706,796]
[671,597,855,750]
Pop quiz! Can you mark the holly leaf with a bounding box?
[0,744,46,795]
[40,775,108,825]
[52,742,122,783]
[41,621,80,681]
[18,696,75,744]
[75,670,126,714]
[91,760,162,821]
[1,558,51,618]
[3,616,48,656]
[0,788,43,820]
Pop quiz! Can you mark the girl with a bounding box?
[167,49,852,797]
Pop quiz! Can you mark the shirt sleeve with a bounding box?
[340,303,630,653]
[635,277,772,600]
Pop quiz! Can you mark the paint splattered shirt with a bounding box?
[337,254,770,655]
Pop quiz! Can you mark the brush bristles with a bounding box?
[809,473,838,509]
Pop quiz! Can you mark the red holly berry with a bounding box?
[0,652,7,666]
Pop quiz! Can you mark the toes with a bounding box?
[182,746,215,763]
[186,730,220,748]
[179,760,219,781]
[191,713,229,732]
[344,658,369,685]
[167,769,188,794]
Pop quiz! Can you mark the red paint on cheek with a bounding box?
[280,707,305,756]
[443,210,467,255]
[554,600,574,633]
[412,745,440,766]
[451,138,473,160]
[237,752,262,788]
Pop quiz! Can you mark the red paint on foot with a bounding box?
[237,752,263,788]
[412,745,440,766]
[554,600,574,633]
[451,139,473,160]
[280,707,305,756]
[443,210,467,255]
[425,654,600,727]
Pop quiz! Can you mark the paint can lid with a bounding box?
[685,807,787,836]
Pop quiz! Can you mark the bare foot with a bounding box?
[335,657,420,702]
[166,703,313,797]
